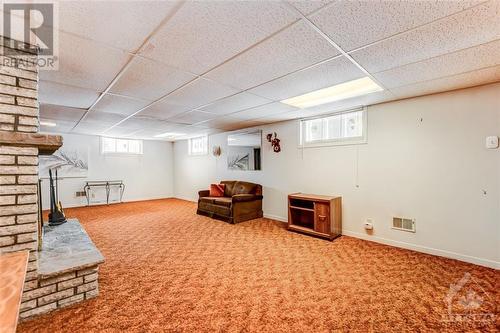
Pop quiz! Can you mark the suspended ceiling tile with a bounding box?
[110,56,197,101]
[119,116,174,131]
[169,111,217,125]
[390,65,500,100]
[39,32,130,91]
[39,104,86,122]
[72,121,111,135]
[139,100,190,120]
[351,1,500,73]
[84,111,126,125]
[164,78,239,108]
[248,56,364,101]
[287,0,335,15]
[198,116,249,130]
[310,0,481,51]
[254,112,303,124]
[232,119,268,130]
[102,126,138,137]
[140,0,299,74]
[197,92,271,116]
[39,81,100,109]
[206,21,339,90]
[93,94,150,116]
[230,102,299,120]
[58,1,181,52]
[374,40,500,89]
[39,119,77,134]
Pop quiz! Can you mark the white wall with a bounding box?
[173,83,500,269]
[42,133,174,209]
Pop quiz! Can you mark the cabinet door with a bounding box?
[314,203,330,234]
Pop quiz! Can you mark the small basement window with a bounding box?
[101,137,143,155]
[299,108,367,147]
[188,136,208,156]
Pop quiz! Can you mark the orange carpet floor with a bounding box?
[18,199,498,332]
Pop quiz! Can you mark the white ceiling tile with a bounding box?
[169,111,217,125]
[73,121,111,135]
[248,56,364,101]
[119,116,175,131]
[102,126,138,138]
[93,94,150,116]
[287,0,335,15]
[110,56,197,101]
[375,40,500,89]
[40,32,130,91]
[39,104,86,122]
[230,102,299,120]
[84,111,126,125]
[310,0,482,51]
[39,119,77,134]
[254,110,304,123]
[390,65,500,99]
[351,1,500,73]
[141,0,299,74]
[197,116,249,131]
[139,100,190,120]
[164,78,239,108]
[206,21,339,90]
[197,92,271,116]
[58,1,181,52]
[39,81,100,109]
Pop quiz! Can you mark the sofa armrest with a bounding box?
[198,190,210,198]
[232,194,263,203]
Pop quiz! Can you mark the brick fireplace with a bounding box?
[0,37,103,322]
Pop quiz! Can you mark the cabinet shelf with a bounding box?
[287,193,342,241]
[289,205,314,212]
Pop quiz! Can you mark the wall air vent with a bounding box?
[392,217,416,232]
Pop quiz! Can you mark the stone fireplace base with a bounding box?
[19,219,104,319]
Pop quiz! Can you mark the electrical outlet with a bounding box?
[364,218,374,230]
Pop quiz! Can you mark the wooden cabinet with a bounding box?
[288,193,342,240]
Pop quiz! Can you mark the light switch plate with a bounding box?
[486,136,499,149]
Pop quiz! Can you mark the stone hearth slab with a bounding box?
[39,219,104,278]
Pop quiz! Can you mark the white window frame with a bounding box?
[299,107,367,148]
[100,137,143,155]
[188,136,208,156]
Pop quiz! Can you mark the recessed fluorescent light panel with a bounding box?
[154,132,186,138]
[40,121,57,127]
[281,77,383,108]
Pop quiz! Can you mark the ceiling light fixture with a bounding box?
[280,77,383,108]
[40,121,57,127]
[154,132,186,138]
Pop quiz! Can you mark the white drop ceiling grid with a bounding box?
[37,0,500,140]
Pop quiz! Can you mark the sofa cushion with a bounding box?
[213,197,232,207]
[200,197,215,204]
[200,196,232,207]
[198,201,231,216]
[232,181,257,195]
[221,180,236,197]
[209,183,225,197]
[232,194,262,203]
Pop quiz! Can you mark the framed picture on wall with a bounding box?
[39,148,89,178]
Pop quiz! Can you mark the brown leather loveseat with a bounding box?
[197,181,263,224]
